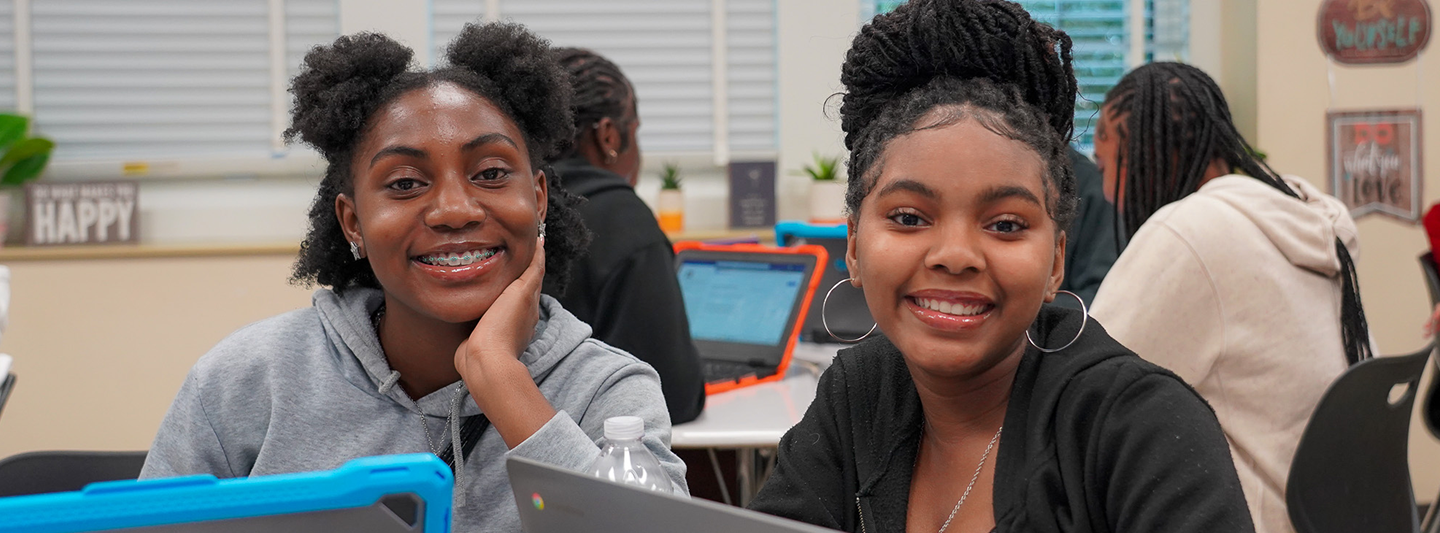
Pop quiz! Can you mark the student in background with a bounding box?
[139,23,687,531]
[1089,62,1369,533]
[545,48,705,424]
[747,2,1253,531]
[1059,148,1117,305]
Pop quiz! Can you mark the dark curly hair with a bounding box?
[285,22,590,294]
[840,0,1079,229]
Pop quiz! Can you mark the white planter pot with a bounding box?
[657,189,684,233]
[809,180,847,223]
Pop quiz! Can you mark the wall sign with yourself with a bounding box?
[1318,0,1432,64]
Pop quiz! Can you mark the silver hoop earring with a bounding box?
[349,241,362,261]
[822,278,877,343]
[1025,290,1088,353]
[538,221,547,240]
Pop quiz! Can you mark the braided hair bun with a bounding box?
[840,0,1076,149]
[839,0,1079,227]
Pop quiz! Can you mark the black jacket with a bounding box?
[749,306,1254,533]
[1060,148,1119,306]
[546,158,706,424]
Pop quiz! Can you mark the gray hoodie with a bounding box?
[140,287,689,532]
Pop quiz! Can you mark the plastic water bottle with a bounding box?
[587,416,673,493]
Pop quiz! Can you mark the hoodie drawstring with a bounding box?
[449,384,467,507]
[377,370,402,395]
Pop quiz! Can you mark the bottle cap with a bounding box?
[603,416,645,440]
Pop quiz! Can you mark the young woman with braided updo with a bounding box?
[139,23,687,531]
[1089,62,1368,533]
[747,2,1253,532]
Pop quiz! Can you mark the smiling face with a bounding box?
[336,82,547,324]
[847,114,1065,379]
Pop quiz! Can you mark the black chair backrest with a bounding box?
[1420,254,1440,441]
[1287,344,1431,533]
[1420,253,1440,305]
[0,450,147,497]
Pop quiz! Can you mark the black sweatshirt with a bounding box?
[748,305,1255,533]
[1060,148,1119,306]
[545,158,706,424]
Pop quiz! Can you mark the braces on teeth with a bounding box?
[421,249,497,266]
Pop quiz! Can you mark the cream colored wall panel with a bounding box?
[1256,0,1440,503]
[0,254,313,457]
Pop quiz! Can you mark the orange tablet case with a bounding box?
[672,241,828,395]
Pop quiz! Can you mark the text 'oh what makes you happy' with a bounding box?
[25,181,139,246]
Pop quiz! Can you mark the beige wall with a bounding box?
[0,254,314,457]
[1255,0,1440,502]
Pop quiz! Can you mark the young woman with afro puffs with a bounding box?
[139,22,688,531]
[747,1,1254,532]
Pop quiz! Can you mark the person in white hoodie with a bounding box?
[141,23,687,532]
[1088,62,1371,533]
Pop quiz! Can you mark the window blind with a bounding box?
[726,0,777,153]
[31,1,274,161]
[433,0,779,156]
[1014,0,1131,153]
[286,0,340,78]
[0,2,15,113]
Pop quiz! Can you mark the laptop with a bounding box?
[506,456,839,533]
[673,242,826,395]
[0,454,451,533]
[775,221,876,343]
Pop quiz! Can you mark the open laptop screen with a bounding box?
[673,246,822,369]
[678,259,807,346]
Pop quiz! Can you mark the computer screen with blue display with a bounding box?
[678,259,807,346]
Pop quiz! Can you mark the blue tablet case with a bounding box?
[0,454,452,533]
[774,221,874,342]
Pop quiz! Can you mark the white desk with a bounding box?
[672,342,841,504]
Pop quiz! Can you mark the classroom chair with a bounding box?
[0,450,147,497]
[1286,343,1432,533]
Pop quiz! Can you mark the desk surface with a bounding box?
[671,343,844,449]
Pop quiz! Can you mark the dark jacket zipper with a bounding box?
[856,497,867,533]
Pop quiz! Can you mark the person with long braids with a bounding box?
[747,1,1254,532]
[139,23,687,531]
[1089,62,1368,533]
[545,47,705,424]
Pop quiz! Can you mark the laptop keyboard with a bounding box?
[704,360,776,384]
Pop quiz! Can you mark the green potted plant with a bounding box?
[657,162,684,233]
[0,113,55,245]
[799,153,844,223]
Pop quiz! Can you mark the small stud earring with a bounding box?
[538,221,547,240]
[350,241,362,261]
[605,150,618,164]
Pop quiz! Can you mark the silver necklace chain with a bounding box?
[418,413,449,460]
[936,425,1003,533]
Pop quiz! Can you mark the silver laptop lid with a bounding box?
[506,456,839,533]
